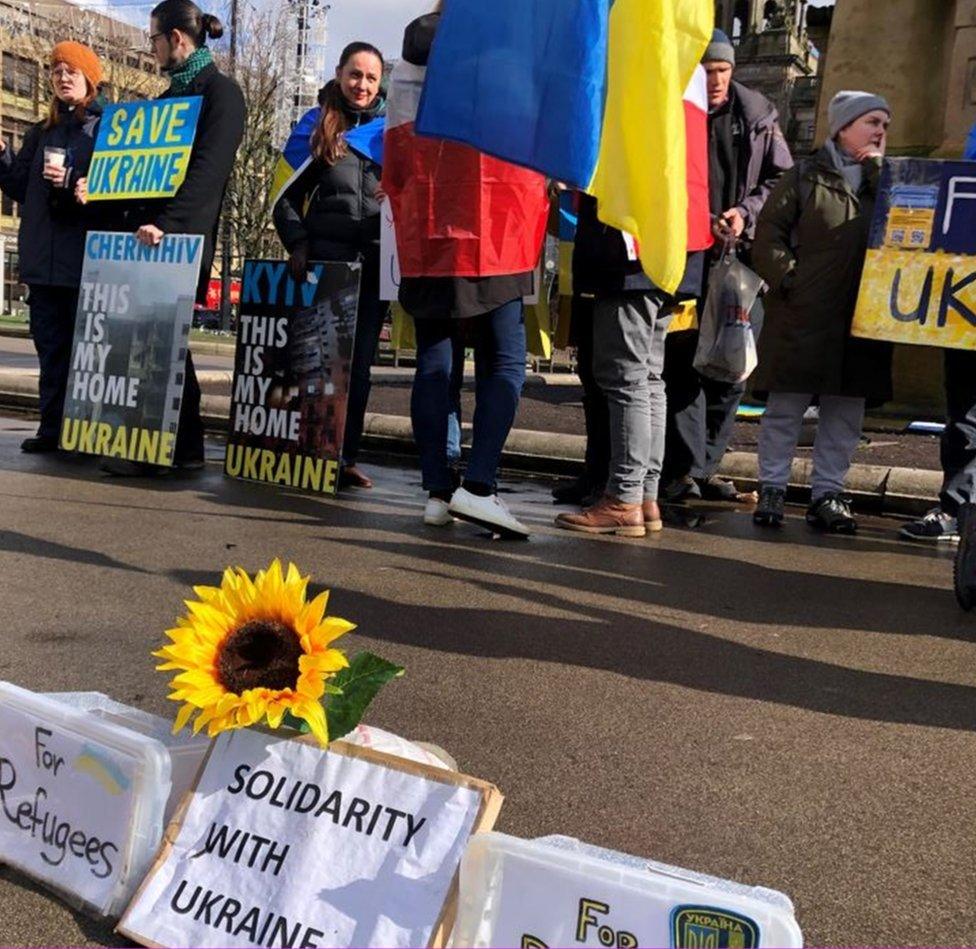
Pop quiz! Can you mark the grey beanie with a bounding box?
[703,29,735,66]
[828,90,891,138]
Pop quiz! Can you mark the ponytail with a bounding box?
[151,0,223,47]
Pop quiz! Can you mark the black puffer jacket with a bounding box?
[0,101,101,286]
[274,87,385,262]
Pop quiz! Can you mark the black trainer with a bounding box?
[753,485,785,526]
[21,435,59,453]
[954,504,976,611]
[806,492,857,534]
[552,475,597,506]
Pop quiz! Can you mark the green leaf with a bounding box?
[282,710,309,734]
[325,651,405,742]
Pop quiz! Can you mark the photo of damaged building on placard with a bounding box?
[60,243,198,464]
[227,260,360,483]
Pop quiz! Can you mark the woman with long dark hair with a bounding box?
[0,42,102,453]
[274,42,386,490]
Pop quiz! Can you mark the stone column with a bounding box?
[939,2,976,155]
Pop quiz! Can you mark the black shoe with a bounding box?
[696,475,742,501]
[175,457,206,471]
[663,476,702,502]
[806,492,857,534]
[21,435,59,454]
[954,504,976,611]
[552,476,596,506]
[99,458,169,477]
[753,485,785,526]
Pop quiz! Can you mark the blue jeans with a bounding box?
[412,299,525,492]
[446,336,465,464]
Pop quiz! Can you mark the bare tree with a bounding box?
[214,4,293,269]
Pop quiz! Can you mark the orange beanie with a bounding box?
[50,41,103,90]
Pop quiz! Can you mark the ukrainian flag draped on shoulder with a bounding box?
[416,0,713,294]
[270,109,386,208]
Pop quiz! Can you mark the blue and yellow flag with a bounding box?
[415,0,712,294]
[270,111,385,208]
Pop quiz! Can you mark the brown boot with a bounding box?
[642,499,663,533]
[555,495,646,537]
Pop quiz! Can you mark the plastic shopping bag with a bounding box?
[693,251,766,384]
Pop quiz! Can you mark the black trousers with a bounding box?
[572,297,610,488]
[174,351,204,463]
[342,250,386,466]
[940,348,976,515]
[27,284,78,441]
[662,328,744,484]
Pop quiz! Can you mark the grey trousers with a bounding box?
[592,292,671,504]
[758,392,865,501]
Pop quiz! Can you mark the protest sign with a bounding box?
[225,259,362,496]
[853,158,976,350]
[0,682,179,918]
[380,200,401,303]
[60,231,203,466]
[119,728,503,948]
[452,834,803,949]
[88,97,202,201]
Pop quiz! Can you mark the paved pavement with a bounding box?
[0,415,974,947]
[0,335,945,473]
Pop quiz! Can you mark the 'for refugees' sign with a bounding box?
[853,157,976,350]
[60,231,203,465]
[0,684,153,917]
[88,97,202,201]
[119,729,502,948]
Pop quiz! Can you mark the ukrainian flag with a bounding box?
[270,110,386,208]
[416,0,713,294]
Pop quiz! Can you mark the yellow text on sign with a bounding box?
[852,248,976,351]
[105,100,195,148]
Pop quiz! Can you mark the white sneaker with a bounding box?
[448,487,530,538]
[423,497,454,526]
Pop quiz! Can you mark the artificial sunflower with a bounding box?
[154,559,354,746]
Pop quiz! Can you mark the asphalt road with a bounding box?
[0,415,973,947]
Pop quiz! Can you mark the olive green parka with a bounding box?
[751,145,892,404]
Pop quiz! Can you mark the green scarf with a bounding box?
[167,47,213,95]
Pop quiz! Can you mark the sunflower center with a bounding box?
[216,620,302,693]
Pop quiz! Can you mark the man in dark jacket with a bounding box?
[102,0,245,475]
[662,29,793,502]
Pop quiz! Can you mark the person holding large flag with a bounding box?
[383,4,549,538]
[274,42,386,490]
[97,0,245,476]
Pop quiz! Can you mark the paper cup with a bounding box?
[43,147,66,169]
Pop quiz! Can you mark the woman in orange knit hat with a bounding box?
[0,40,103,453]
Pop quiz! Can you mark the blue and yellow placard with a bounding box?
[853,158,976,351]
[87,96,202,201]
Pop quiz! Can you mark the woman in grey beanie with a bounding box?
[749,90,892,534]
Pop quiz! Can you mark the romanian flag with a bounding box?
[415,0,713,293]
[270,109,386,208]
[382,59,549,278]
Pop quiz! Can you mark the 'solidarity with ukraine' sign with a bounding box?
[87,97,202,201]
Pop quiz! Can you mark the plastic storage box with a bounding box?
[452,832,803,948]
